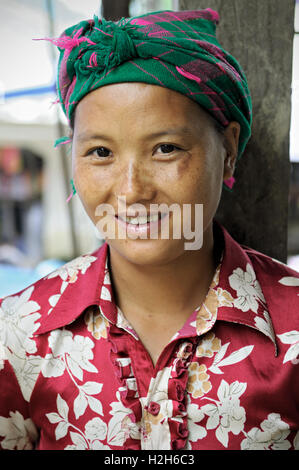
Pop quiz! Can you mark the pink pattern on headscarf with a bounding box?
[64,76,77,116]
[176,66,230,127]
[131,18,152,26]
[66,191,74,203]
[34,27,96,51]
[176,66,202,85]
[205,8,220,24]
[134,9,219,26]
[88,52,98,68]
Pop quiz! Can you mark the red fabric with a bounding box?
[0,224,298,450]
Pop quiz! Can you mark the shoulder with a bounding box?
[0,245,107,332]
[219,226,299,361]
[219,222,299,300]
[242,244,299,329]
[243,243,299,284]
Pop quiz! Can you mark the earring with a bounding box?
[66,179,77,203]
[223,176,236,189]
[223,152,236,190]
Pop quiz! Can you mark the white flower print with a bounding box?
[294,430,299,450]
[254,310,276,344]
[108,390,141,446]
[84,417,107,441]
[65,423,111,450]
[0,411,38,450]
[241,427,271,450]
[209,343,254,375]
[63,334,98,381]
[45,330,98,381]
[277,330,299,364]
[200,380,247,447]
[65,433,87,450]
[241,413,291,450]
[186,397,207,444]
[47,255,97,283]
[42,330,103,420]
[46,278,68,316]
[50,388,140,449]
[7,350,43,401]
[100,285,111,301]
[89,440,111,450]
[45,255,97,315]
[47,395,110,450]
[0,286,40,355]
[278,276,299,287]
[41,354,66,378]
[73,381,104,419]
[46,394,70,440]
[229,264,265,313]
[0,341,5,370]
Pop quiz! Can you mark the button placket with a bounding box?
[167,339,197,450]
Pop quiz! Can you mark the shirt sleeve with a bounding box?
[0,342,39,450]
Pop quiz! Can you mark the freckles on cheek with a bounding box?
[174,154,201,198]
[177,153,191,178]
[74,165,103,204]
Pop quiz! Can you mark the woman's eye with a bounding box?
[156,144,180,155]
[89,147,112,158]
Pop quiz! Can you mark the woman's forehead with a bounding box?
[78,82,192,108]
[75,82,213,129]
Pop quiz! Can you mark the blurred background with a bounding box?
[0,0,298,297]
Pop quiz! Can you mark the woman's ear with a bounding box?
[222,122,240,180]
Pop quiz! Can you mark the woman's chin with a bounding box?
[107,237,186,267]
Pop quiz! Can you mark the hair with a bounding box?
[70,111,75,133]
[214,120,226,134]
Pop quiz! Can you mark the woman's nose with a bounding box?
[115,158,156,205]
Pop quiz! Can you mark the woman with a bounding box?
[0,9,298,451]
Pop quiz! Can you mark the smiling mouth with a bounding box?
[116,213,163,225]
[115,212,169,236]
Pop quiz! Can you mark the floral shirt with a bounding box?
[0,223,298,451]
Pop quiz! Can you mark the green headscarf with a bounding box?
[44,8,252,189]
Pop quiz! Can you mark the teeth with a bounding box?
[148,214,160,223]
[127,216,146,225]
[120,214,160,225]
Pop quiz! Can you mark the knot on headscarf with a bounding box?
[111,27,137,65]
[77,20,138,75]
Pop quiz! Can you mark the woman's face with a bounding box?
[72,82,239,266]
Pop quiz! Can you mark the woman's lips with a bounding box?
[115,213,169,237]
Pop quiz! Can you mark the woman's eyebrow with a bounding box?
[76,132,113,143]
[145,127,195,139]
[76,126,194,143]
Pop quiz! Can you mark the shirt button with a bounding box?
[148,401,160,416]
[174,359,186,377]
[175,383,185,401]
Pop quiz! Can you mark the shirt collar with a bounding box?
[36,222,277,354]
[213,223,278,355]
